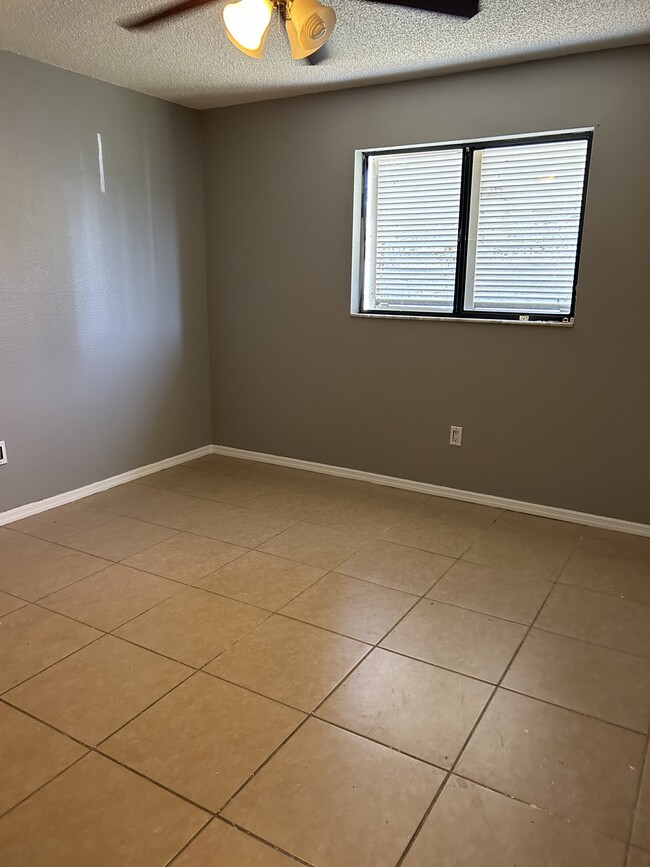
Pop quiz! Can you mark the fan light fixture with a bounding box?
[223,0,336,59]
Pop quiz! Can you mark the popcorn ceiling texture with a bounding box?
[1,0,649,109]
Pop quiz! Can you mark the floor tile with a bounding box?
[135,465,205,494]
[114,587,268,666]
[61,515,177,561]
[401,775,626,867]
[236,461,308,485]
[581,529,650,564]
[5,635,190,744]
[414,497,502,528]
[536,584,650,658]
[119,488,227,531]
[318,649,492,767]
[39,564,182,632]
[381,599,526,683]
[173,819,297,866]
[122,533,246,584]
[103,673,303,810]
[427,560,552,624]
[0,606,98,693]
[79,481,162,514]
[456,689,644,841]
[7,503,114,543]
[0,753,206,866]
[0,703,87,816]
[280,572,415,643]
[634,748,650,851]
[190,504,295,548]
[381,515,482,558]
[560,550,650,604]
[247,487,329,521]
[181,473,272,505]
[503,629,650,732]
[463,529,576,580]
[336,540,454,595]
[491,511,584,540]
[206,615,368,711]
[182,453,255,473]
[259,522,368,570]
[351,484,429,511]
[223,718,444,867]
[0,591,26,616]
[306,500,405,535]
[629,848,650,867]
[198,550,325,610]
[0,529,109,601]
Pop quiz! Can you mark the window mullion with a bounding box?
[453,146,475,317]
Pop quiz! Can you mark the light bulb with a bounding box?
[223,0,273,55]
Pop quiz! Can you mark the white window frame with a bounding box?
[351,128,593,326]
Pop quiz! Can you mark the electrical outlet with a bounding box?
[449,426,463,447]
[0,440,6,465]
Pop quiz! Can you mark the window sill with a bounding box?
[350,312,574,327]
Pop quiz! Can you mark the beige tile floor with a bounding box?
[1,454,649,866]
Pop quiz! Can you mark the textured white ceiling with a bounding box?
[1,0,649,108]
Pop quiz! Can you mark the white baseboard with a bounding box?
[0,445,212,527]
[2,441,647,538]
[212,444,650,538]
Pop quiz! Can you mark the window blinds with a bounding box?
[364,148,463,313]
[465,139,589,315]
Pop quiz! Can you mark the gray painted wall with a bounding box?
[202,46,650,524]
[0,52,211,512]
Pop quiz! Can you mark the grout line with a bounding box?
[163,820,216,867]
[626,731,650,863]
[213,816,316,866]
[0,697,92,751]
[395,570,561,866]
[0,747,90,822]
[0,630,105,699]
[94,667,198,748]
[448,771,638,849]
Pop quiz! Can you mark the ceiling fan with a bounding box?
[121,0,479,63]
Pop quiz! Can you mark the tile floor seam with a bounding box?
[626,731,650,862]
[395,569,561,866]
[92,746,215,815]
[497,684,650,736]
[448,770,640,848]
[0,629,105,699]
[207,578,442,830]
[92,666,199,749]
[165,815,316,867]
[0,746,89,822]
[532,623,650,663]
[0,697,92,751]
[0,555,116,605]
[189,515,301,549]
[214,716,313,819]
[3,522,184,561]
[555,577,650,608]
[207,817,316,867]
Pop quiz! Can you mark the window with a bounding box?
[352,130,592,323]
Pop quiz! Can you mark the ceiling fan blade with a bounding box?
[358,0,478,16]
[121,0,218,30]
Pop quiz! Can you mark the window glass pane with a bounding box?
[364,148,463,313]
[465,139,589,315]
